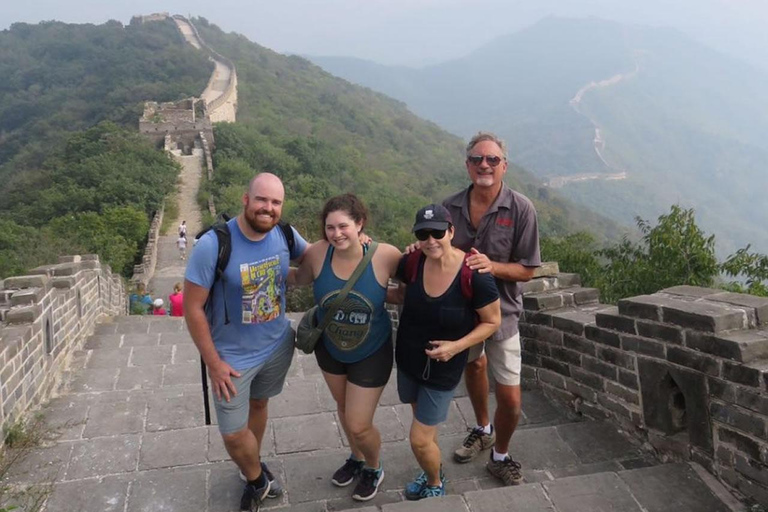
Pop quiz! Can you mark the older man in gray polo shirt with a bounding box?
[445,131,541,485]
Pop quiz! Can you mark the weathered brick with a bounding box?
[542,383,576,405]
[605,380,640,405]
[618,369,639,390]
[618,295,665,321]
[521,366,537,381]
[661,285,722,298]
[571,367,605,390]
[575,399,610,420]
[538,368,566,389]
[722,361,763,388]
[522,324,563,346]
[718,426,763,461]
[661,299,747,333]
[565,378,597,402]
[584,325,621,348]
[521,337,551,357]
[621,334,666,359]
[524,310,553,327]
[550,346,582,366]
[709,378,768,415]
[552,310,596,336]
[636,320,683,344]
[523,292,564,311]
[563,333,597,357]
[583,355,618,381]
[667,346,720,376]
[597,346,635,370]
[522,351,540,366]
[710,402,766,439]
[541,356,571,377]
[707,292,768,326]
[573,288,600,305]
[595,308,637,334]
[686,329,768,363]
[597,394,638,420]
[734,453,768,486]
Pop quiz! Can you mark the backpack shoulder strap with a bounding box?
[405,249,423,283]
[212,222,231,284]
[460,252,474,301]
[278,221,295,256]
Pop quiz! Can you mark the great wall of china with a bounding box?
[0,15,765,510]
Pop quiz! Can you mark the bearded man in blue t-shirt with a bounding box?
[185,172,308,511]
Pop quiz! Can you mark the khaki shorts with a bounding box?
[467,333,521,386]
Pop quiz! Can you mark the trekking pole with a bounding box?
[200,355,211,425]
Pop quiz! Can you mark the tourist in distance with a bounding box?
[292,193,402,502]
[444,132,541,485]
[179,219,187,237]
[393,204,500,499]
[184,173,309,512]
[177,233,188,260]
[151,298,167,316]
[168,282,184,317]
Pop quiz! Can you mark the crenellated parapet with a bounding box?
[130,206,164,287]
[0,255,126,435]
[518,272,768,504]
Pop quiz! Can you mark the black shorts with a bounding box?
[314,336,393,388]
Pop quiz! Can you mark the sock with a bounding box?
[492,448,509,462]
[364,462,383,474]
[247,470,268,488]
[477,423,492,435]
[350,454,363,462]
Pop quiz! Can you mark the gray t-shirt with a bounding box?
[443,184,541,340]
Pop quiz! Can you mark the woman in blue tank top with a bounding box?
[294,194,401,502]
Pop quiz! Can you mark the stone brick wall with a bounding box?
[520,279,768,505]
[0,255,126,434]
[131,206,164,286]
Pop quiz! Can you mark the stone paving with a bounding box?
[3,314,739,511]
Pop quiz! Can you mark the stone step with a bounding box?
[334,463,733,512]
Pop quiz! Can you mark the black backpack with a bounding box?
[195,213,296,324]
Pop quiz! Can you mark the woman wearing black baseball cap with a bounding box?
[393,204,501,500]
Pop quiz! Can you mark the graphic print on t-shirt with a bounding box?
[240,255,282,324]
[320,290,373,351]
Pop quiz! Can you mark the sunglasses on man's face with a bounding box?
[467,154,504,167]
[415,229,447,241]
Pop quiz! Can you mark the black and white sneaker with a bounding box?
[331,457,364,487]
[239,476,271,511]
[351,467,384,502]
[238,462,283,498]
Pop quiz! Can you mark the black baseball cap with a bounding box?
[412,204,453,232]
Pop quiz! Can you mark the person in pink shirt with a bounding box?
[169,282,184,317]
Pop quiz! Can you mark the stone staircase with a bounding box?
[1,315,740,511]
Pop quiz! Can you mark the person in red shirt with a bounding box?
[152,298,167,316]
[169,282,184,317]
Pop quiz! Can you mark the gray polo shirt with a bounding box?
[443,184,541,340]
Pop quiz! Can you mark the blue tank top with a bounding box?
[313,245,391,363]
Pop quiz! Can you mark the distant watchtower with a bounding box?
[139,98,214,155]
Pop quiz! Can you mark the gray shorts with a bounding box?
[467,333,522,386]
[397,370,456,427]
[213,328,295,434]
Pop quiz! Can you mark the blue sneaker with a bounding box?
[404,468,445,500]
[419,484,445,499]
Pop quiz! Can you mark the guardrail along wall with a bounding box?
[0,255,126,434]
[519,276,768,505]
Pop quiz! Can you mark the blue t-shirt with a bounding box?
[185,218,308,370]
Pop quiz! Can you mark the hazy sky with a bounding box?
[3,0,767,68]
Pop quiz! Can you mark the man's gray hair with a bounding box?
[465,132,508,158]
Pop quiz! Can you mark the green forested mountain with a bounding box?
[193,18,622,247]
[0,18,212,175]
[0,19,211,278]
[308,17,768,255]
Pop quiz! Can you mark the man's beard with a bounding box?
[245,209,279,233]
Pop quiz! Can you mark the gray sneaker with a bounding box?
[453,426,496,463]
[486,452,523,486]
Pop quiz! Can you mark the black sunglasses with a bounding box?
[467,154,504,167]
[415,229,447,241]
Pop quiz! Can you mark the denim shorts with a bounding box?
[213,328,295,434]
[397,369,456,426]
